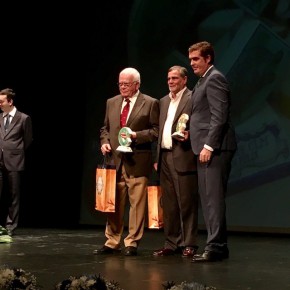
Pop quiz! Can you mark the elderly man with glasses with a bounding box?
[94,67,159,256]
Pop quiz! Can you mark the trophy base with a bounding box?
[171,132,185,140]
[116,145,133,153]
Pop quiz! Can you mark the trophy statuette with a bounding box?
[116,127,133,152]
[171,113,189,140]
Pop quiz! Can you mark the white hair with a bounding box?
[120,67,141,83]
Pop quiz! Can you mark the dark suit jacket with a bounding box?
[189,67,237,155]
[0,110,33,171]
[156,88,196,173]
[100,92,159,177]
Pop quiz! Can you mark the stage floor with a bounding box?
[1,226,290,290]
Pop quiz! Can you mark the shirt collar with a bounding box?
[201,65,213,78]
[123,91,139,103]
[169,87,187,101]
[4,107,16,118]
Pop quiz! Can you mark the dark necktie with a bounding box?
[4,114,10,131]
[195,76,203,88]
[120,98,130,127]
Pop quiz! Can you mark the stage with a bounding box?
[1,226,289,289]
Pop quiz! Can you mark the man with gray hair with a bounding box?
[153,66,198,258]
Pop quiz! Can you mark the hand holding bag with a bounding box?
[95,155,116,212]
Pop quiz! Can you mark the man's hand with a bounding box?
[120,131,137,139]
[181,130,189,141]
[101,143,111,155]
[199,147,212,163]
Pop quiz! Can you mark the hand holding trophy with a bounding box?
[171,113,189,141]
[116,127,133,152]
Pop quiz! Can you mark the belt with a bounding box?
[161,148,172,152]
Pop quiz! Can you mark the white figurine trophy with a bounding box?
[116,127,133,152]
[171,113,189,140]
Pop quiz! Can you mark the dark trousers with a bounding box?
[160,151,198,250]
[197,150,235,253]
[0,164,21,231]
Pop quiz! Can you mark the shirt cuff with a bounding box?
[204,144,213,152]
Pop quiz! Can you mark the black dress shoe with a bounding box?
[182,246,198,257]
[124,246,137,256]
[153,248,175,256]
[93,245,121,255]
[174,247,184,254]
[191,250,229,262]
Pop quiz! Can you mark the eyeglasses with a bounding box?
[117,82,137,88]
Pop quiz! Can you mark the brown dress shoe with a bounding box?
[153,248,175,256]
[93,245,121,255]
[182,246,198,257]
[124,246,137,256]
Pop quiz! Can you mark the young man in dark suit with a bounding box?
[95,67,159,256]
[153,66,199,257]
[188,41,237,262]
[0,88,33,236]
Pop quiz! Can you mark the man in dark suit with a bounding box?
[153,66,198,257]
[94,67,159,256]
[0,88,33,236]
[187,41,237,262]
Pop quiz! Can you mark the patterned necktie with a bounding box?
[4,114,10,131]
[120,98,130,127]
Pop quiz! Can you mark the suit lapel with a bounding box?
[159,96,170,133]
[126,93,144,127]
[112,95,123,128]
[4,112,21,135]
[173,89,191,124]
[0,113,5,136]
[192,66,215,99]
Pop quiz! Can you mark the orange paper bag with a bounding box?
[147,185,164,229]
[95,161,116,212]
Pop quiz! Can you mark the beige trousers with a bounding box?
[105,164,148,248]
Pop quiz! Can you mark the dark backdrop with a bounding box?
[82,0,290,233]
[1,3,95,227]
[0,1,133,227]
